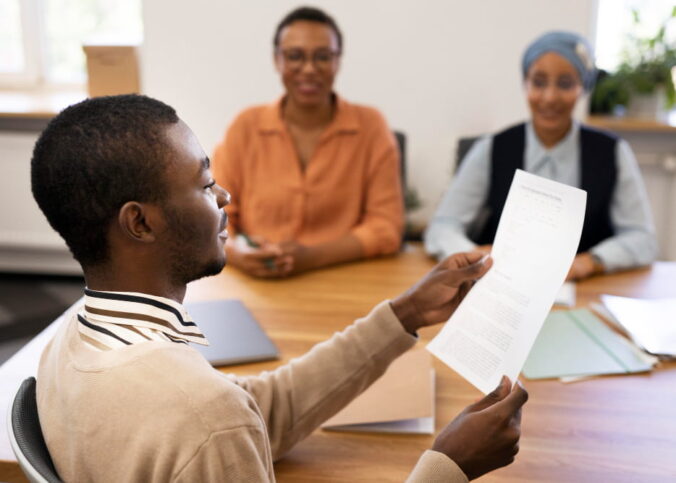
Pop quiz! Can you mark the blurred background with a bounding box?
[0,0,675,361]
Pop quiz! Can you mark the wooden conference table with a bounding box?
[2,243,676,482]
[186,243,676,482]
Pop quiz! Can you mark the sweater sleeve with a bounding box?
[227,301,417,460]
[406,450,469,483]
[350,112,405,256]
[174,426,274,482]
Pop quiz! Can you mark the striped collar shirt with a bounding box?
[77,288,209,352]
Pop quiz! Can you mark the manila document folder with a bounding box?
[322,348,435,434]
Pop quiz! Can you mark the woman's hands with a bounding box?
[227,234,364,279]
[225,236,293,278]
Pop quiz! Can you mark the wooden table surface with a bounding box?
[586,114,676,133]
[184,244,676,482]
[2,244,675,482]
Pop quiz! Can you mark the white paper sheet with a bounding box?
[601,295,676,356]
[427,170,587,393]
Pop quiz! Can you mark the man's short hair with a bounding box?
[273,6,343,52]
[31,94,179,268]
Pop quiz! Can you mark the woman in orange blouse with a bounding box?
[212,7,404,278]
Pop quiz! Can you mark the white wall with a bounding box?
[7,0,676,274]
[0,132,79,274]
[141,0,596,221]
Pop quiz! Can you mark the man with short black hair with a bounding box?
[33,94,527,482]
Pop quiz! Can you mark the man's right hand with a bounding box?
[432,376,528,480]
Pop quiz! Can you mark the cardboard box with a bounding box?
[83,44,141,98]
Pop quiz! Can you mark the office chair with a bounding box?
[455,135,479,173]
[393,131,423,242]
[454,135,493,241]
[393,130,407,193]
[7,377,63,483]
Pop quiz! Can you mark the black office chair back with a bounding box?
[10,377,63,483]
[455,136,480,173]
[454,135,493,241]
[393,130,419,242]
[393,130,407,191]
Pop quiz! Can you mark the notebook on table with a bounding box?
[185,299,279,367]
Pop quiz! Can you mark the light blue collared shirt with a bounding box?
[424,121,658,271]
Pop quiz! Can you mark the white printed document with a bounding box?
[427,170,587,393]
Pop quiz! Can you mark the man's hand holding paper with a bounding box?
[388,250,528,481]
[432,375,528,480]
[390,251,493,334]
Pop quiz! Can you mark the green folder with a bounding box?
[522,309,654,379]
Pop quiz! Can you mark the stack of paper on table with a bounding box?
[321,348,435,434]
[522,309,657,380]
[554,282,576,307]
[601,295,676,357]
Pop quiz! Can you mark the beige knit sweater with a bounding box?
[37,300,467,482]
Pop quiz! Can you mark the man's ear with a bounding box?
[117,201,158,243]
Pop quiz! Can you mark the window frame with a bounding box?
[0,0,46,88]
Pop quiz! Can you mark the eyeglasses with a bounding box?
[277,48,340,71]
[526,75,580,93]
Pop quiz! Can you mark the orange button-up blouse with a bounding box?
[212,96,404,257]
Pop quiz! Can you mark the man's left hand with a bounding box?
[390,251,493,334]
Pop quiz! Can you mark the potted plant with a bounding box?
[591,7,676,119]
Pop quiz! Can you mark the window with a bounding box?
[595,0,676,71]
[0,1,25,75]
[0,0,143,88]
[0,0,41,85]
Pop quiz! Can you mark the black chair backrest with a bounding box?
[393,130,417,242]
[455,135,495,241]
[11,377,63,483]
[455,136,480,173]
[393,130,406,191]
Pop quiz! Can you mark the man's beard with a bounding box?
[171,253,225,286]
[163,205,225,286]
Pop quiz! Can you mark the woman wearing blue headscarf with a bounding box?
[425,31,657,280]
